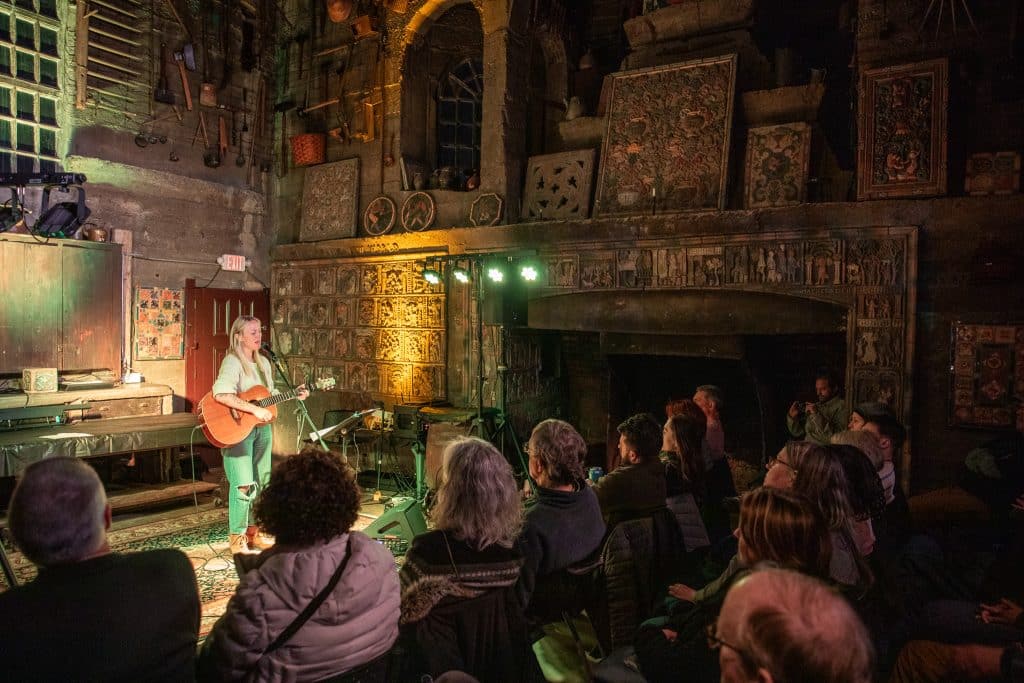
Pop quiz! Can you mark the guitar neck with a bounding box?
[253,388,301,408]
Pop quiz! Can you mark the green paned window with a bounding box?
[1,1,62,172]
[16,121,33,151]
[15,90,32,120]
[39,25,54,55]
[39,56,54,86]
[38,96,54,124]
[14,18,32,48]
[39,126,53,155]
[15,49,33,81]
[16,153,34,172]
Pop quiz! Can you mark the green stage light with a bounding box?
[486,265,505,283]
[422,267,442,285]
[520,264,539,282]
[452,266,470,284]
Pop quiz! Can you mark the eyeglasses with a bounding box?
[767,456,797,476]
[705,622,759,672]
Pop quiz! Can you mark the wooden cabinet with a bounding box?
[0,234,121,375]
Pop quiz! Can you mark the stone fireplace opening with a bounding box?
[604,332,847,461]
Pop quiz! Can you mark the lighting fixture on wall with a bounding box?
[421,265,442,285]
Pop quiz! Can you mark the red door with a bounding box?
[184,280,270,411]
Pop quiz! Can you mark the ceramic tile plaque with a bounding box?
[858,59,948,200]
[744,122,812,208]
[965,152,1021,196]
[522,149,597,220]
[300,157,359,241]
[595,54,737,216]
[950,323,1024,429]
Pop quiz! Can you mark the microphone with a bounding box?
[259,342,278,361]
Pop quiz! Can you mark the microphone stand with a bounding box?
[262,348,328,451]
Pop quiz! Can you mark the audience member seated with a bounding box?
[691,386,739,506]
[517,418,606,614]
[399,437,538,683]
[662,412,711,552]
[828,442,887,558]
[847,401,895,431]
[197,447,399,681]
[631,487,833,683]
[764,441,872,590]
[0,457,200,682]
[861,414,912,537]
[593,413,667,527]
[715,567,874,683]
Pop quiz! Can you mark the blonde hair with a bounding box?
[228,315,260,377]
[432,437,523,550]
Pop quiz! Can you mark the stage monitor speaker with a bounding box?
[363,497,428,541]
[482,276,528,326]
[423,420,473,488]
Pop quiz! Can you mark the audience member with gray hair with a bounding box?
[715,567,874,683]
[398,437,538,682]
[517,419,605,611]
[0,456,200,682]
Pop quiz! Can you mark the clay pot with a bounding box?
[84,227,108,242]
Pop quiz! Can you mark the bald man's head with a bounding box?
[716,567,873,683]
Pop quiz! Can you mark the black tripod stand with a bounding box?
[467,263,531,492]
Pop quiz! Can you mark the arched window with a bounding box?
[437,58,482,171]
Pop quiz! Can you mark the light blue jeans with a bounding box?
[222,424,273,535]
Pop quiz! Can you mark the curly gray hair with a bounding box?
[431,437,523,550]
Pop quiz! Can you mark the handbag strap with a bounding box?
[264,536,353,654]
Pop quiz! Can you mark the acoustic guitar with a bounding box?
[196,377,336,448]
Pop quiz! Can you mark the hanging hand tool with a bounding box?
[172,50,193,109]
[154,43,175,104]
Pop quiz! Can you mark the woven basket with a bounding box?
[290,133,326,167]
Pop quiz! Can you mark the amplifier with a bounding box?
[22,367,58,394]
[393,403,424,440]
